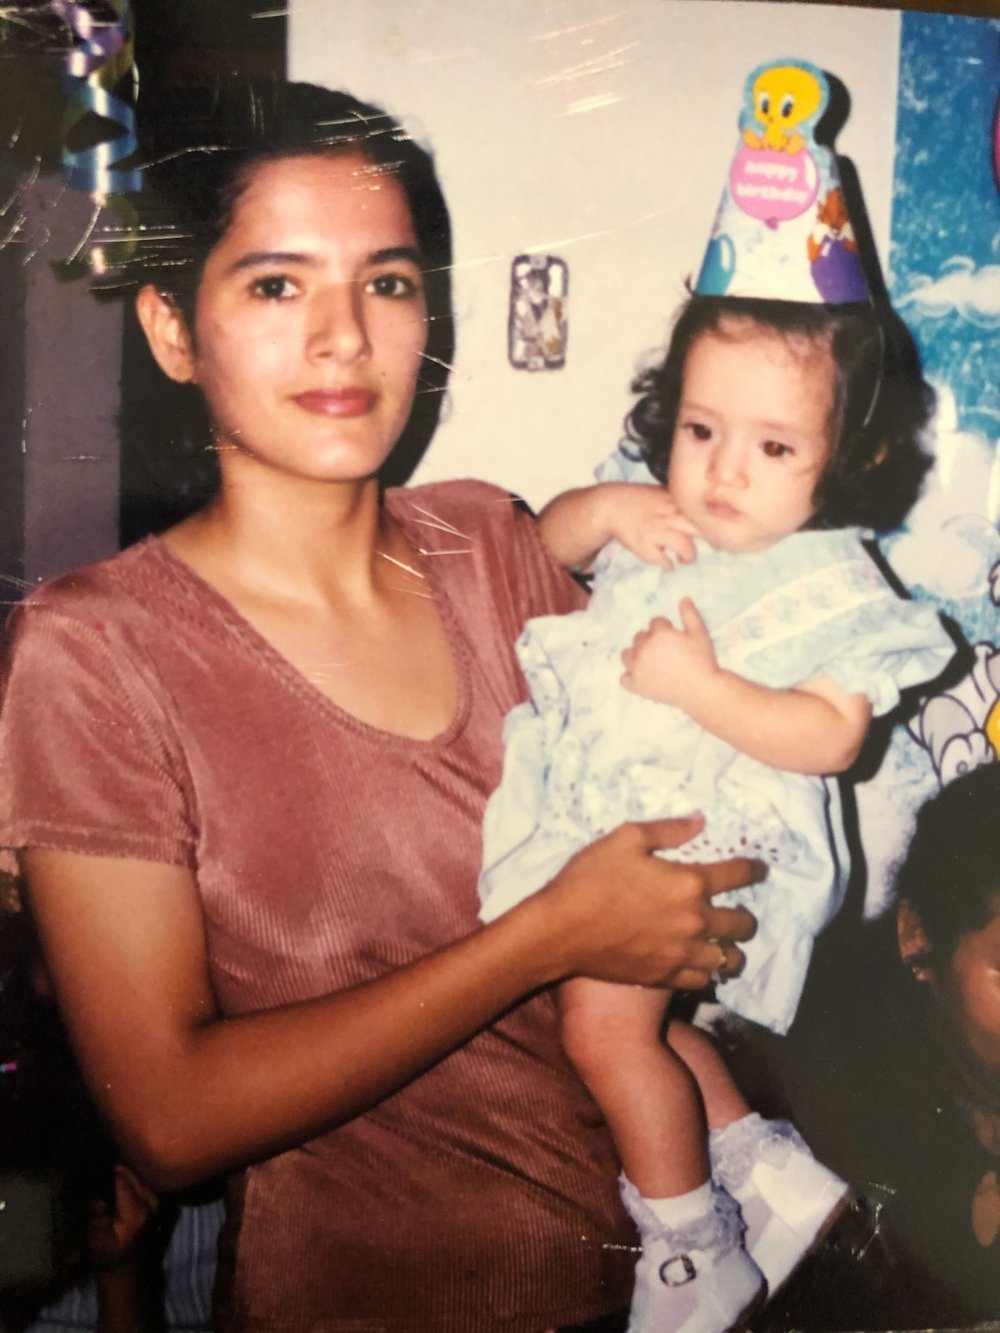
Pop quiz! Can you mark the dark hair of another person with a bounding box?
[114,81,454,517]
[893,765,1000,965]
[624,295,934,534]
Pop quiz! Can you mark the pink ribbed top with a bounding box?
[1,480,634,1331]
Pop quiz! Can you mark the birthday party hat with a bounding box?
[695,58,872,305]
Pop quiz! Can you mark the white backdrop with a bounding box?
[291,0,901,509]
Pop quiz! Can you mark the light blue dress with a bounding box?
[478,450,955,1033]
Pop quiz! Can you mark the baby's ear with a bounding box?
[896,898,932,979]
[135,285,197,385]
[864,442,888,470]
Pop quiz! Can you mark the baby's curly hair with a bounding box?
[626,295,934,534]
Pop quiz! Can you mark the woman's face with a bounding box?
[933,905,1000,1078]
[171,152,429,487]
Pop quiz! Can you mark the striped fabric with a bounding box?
[27,1199,223,1332]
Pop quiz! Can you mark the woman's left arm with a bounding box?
[620,598,871,776]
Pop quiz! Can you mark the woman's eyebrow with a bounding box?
[226,245,424,275]
[228,250,314,273]
[369,245,423,267]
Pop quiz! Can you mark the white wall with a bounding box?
[291,0,901,510]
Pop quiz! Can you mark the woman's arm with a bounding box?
[621,600,871,775]
[24,818,760,1192]
[539,483,700,573]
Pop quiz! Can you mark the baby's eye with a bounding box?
[250,274,296,302]
[761,439,793,459]
[367,271,421,299]
[682,421,713,443]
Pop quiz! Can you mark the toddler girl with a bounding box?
[478,292,956,1331]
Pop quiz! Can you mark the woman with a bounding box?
[0,83,760,1331]
[763,764,1000,1330]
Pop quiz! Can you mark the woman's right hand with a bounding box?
[530,815,761,992]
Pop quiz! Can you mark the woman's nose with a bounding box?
[306,283,368,363]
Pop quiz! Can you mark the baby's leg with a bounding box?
[666,1019,751,1130]
[559,979,761,1332]
[667,1020,847,1300]
[559,977,706,1196]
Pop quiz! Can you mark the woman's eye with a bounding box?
[250,275,296,301]
[367,272,421,299]
[762,439,792,459]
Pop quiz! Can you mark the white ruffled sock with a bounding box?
[709,1112,848,1299]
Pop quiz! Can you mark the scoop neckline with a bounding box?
[142,493,473,751]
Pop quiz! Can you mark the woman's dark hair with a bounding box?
[625,295,934,534]
[893,765,1000,964]
[115,81,454,527]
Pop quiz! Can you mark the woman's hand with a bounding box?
[530,815,761,992]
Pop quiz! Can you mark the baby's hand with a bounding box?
[620,599,718,706]
[599,483,701,571]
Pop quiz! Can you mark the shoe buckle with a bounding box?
[658,1253,697,1286]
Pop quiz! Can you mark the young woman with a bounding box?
[0,83,762,1331]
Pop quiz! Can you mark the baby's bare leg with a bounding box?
[560,979,764,1330]
[559,976,708,1196]
[667,1020,751,1130]
[669,1025,848,1299]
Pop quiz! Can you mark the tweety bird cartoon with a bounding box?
[743,63,824,155]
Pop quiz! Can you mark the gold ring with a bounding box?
[711,940,730,985]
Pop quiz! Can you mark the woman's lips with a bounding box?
[293,388,376,418]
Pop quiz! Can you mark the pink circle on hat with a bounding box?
[730,146,819,226]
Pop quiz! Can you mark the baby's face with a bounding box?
[667,320,834,554]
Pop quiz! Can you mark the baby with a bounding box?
[479,292,956,1331]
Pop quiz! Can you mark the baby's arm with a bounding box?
[538,482,701,572]
[620,599,871,776]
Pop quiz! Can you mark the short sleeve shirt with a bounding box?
[0,481,634,1331]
